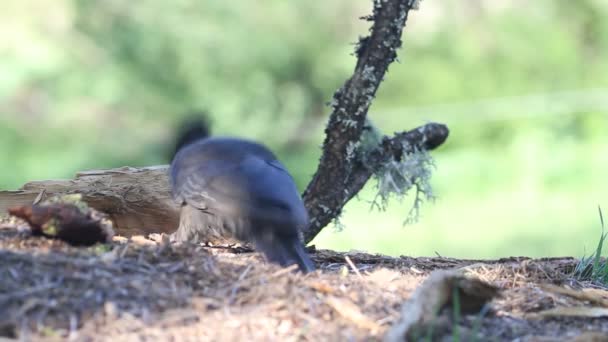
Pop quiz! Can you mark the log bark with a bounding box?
[0,166,179,237]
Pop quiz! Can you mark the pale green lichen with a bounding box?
[42,219,59,236]
[361,65,377,83]
[44,193,89,213]
[332,210,347,232]
[342,119,358,129]
[90,244,113,254]
[318,204,331,214]
[353,119,436,225]
[409,0,423,11]
[370,145,436,225]
[357,119,383,160]
[346,141,361,163]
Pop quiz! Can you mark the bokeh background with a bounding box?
[2,0,607,258]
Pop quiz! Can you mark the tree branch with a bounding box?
[303,122,448,243]
[302,0,449,243]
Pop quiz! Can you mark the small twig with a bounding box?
[33,189,46,205]
[345,256,363,280]
[326,296,381,332]
[228,264,254,304]
[237,264,253,282]
[0,282,61,304]
[118,244,130,258]
[268,264,299,279]
[375,315,396,326]
[69,313,79,340]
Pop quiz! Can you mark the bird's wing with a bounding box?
[172,158,241,209]
[174,155,307,228]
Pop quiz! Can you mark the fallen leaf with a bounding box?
[8,202,114,246]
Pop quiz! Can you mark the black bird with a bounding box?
[169,117,315,273]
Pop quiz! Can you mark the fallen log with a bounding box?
[0,166,179,237]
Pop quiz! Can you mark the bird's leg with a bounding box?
[170,205,203,243]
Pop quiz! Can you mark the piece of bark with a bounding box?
[384,269,500,342]
[9,202,115,246]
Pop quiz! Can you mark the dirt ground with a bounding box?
[1,220,608,341]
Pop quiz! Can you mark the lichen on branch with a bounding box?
[371,147,436,225]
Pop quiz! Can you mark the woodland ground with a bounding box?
[1,217,608,341]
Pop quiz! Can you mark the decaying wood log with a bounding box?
[0,166,179,237]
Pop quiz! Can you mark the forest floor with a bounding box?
[1,218,608,341]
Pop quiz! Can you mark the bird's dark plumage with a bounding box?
[170,113,212,161]
[169,123,315,273]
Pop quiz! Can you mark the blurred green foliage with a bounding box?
[1,0,608,258]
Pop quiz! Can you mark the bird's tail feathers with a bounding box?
[255,234,315,273]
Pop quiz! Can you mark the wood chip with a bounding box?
[130,235,157,246]
[531,306,608,318]
[306,281,335,294]
[325,296,381,332]
[540,284,608,307]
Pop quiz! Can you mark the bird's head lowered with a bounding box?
[170,112,212,161]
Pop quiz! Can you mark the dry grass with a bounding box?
[0,227,422,341]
